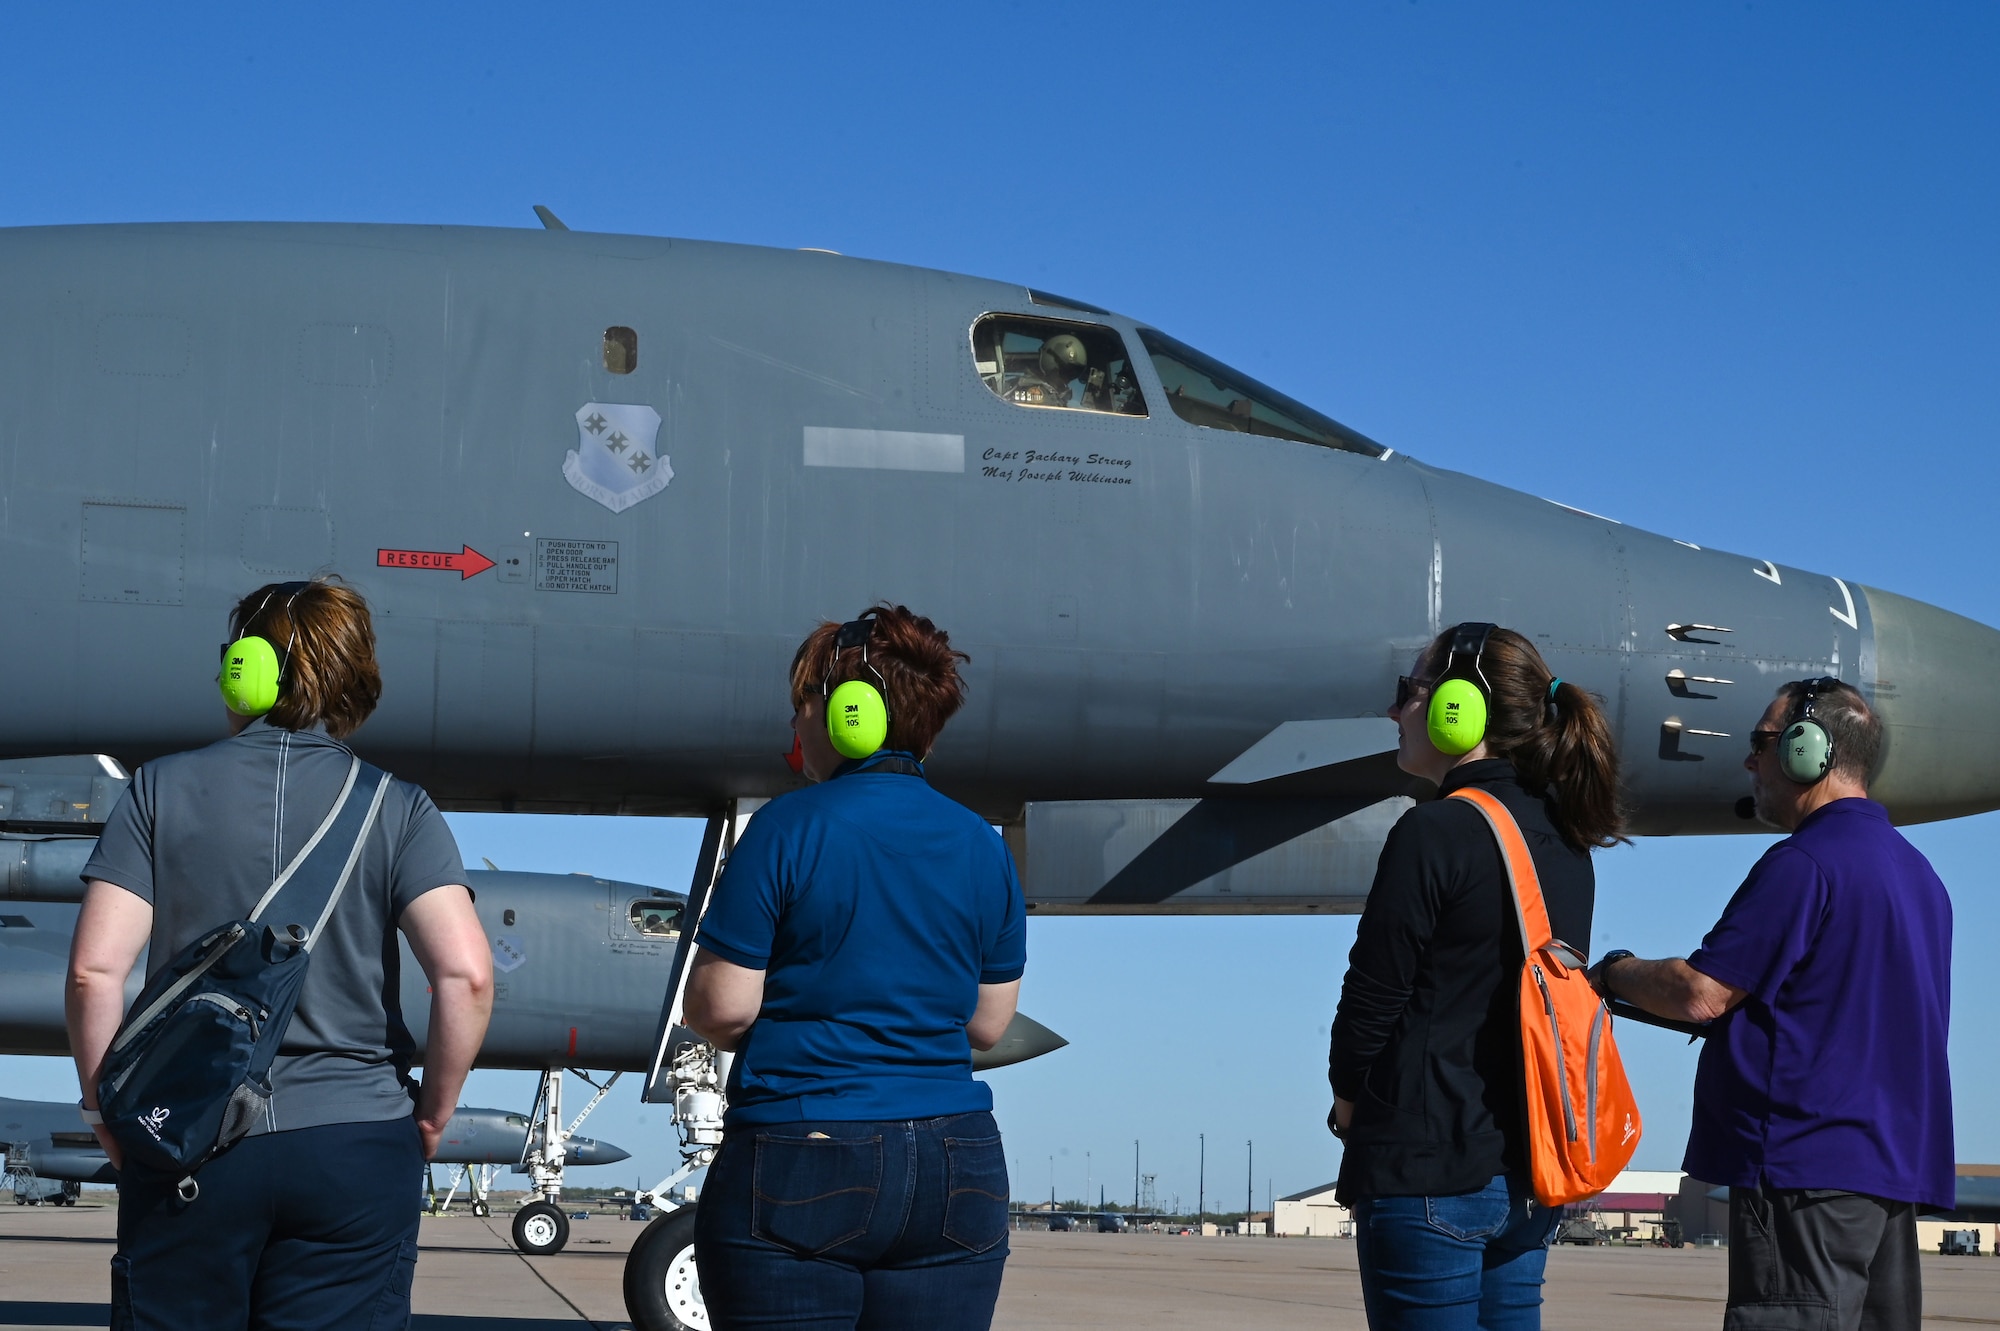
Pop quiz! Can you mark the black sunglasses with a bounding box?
[1749,728,1787,754]
[1394,675,1433,711]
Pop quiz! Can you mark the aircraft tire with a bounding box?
[623,1204,705,1331]
[512,1200,570,1255]
[472,1200,491,1218]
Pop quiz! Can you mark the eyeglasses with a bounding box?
[1749,728,1787,754]
[1393,675,1433,711]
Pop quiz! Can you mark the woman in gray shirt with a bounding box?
[66,577,493,1331]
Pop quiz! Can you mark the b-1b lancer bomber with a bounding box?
[2,215,1997,1328]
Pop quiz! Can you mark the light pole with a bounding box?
[1246,1140,1253,1228]
[1086,1151,1091,1215]
[1049,1155,1055,1213]
[1197,1133,1205,1232]
[1133,1140,1140,1213]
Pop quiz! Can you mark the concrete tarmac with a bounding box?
[5,1202,2000,1328]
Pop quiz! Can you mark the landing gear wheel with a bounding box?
[472,1200,491,1218]
[512,1200,570,1255]
[624,1204,706,1331]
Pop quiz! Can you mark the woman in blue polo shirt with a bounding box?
[684,605,1026,1331]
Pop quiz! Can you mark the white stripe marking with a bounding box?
[803,427,965,473]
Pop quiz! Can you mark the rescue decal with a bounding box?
[376,545,496,580]
[565,402,670,513]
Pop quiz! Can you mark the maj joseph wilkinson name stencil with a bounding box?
[977,447,1134,485]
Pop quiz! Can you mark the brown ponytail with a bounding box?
[1419,626,1626,849]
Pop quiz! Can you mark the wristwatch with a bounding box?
[78,1101,103,1126]
[1588,949,1636,999]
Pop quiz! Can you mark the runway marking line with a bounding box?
[474,1215,613,1329]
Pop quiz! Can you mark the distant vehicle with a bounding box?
[1096,1213,1128,1233]
[629,1204,655,1222]
[1048,1215,1074,1232]
[9,1175,79,1206]
[1555,1217,1609,1246]
[570,1211,592,1220]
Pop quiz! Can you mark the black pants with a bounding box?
[113,1117,424,1331]
[1726,1184,1919,1331]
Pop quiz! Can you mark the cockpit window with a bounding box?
[630,900,683,937]
[1137,328,1385,458]
[972,315,1147,417]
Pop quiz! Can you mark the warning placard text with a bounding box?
[534,539,619,594]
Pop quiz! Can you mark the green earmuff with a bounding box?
[1778,679,1838,784]
[824,617,891,760]
[219,635,284,716]
[217,581,310,718]
[1426,622,1497,756]
[1427,676,1490,755]
[827,678,889,759]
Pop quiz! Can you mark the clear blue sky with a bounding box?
[4,3,1997,1209]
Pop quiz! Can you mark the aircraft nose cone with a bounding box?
[567,1135,631,1166]
[1863,585,2000,823]
[970,1012,1068,1072]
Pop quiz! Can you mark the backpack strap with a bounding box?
[247,756,392,950]
[1448,787,1553,954]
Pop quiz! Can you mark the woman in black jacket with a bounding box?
[1331,623,1623,1330]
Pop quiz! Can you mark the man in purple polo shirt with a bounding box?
[1591,677,1953,1330]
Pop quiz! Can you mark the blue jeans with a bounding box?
[694,1111,1010,1330]
[112,1116,423,1331]
[1353,1174,1561,1330]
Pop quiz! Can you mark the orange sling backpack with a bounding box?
[1450,786,1641,1206]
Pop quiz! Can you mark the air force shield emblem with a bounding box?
[564,403,672,513]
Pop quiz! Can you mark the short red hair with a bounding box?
[789,605,969,757]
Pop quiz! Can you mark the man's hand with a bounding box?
[1601,954,1746,1026]
[1333,1096,1354,1136]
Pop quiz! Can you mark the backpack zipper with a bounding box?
[1531,963,1578,1143]
[1586,1003,1605,1163]
[108,924,248,1055]
[187,991,262,1041]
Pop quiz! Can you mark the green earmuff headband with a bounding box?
[1426,621,1496,757]
[218,581,310,718]
[823,618,890,760]
[1778,677,1839,785]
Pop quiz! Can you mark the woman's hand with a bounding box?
[683,950,767,1052]
[89,1121,124,1173]
[66,881,152,1146]
[966,980,1021,1051]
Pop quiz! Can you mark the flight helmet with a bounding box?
[1039,334,1088,382]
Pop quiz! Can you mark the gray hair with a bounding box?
[1775,678,1882,785]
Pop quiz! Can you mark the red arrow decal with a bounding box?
[376,545,496,580]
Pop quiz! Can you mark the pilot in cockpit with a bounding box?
[1007,333,1095,409]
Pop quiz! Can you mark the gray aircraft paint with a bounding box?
[0,1096,628,1186]
[1,223,1996,914]
[0,869,1068,1073]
